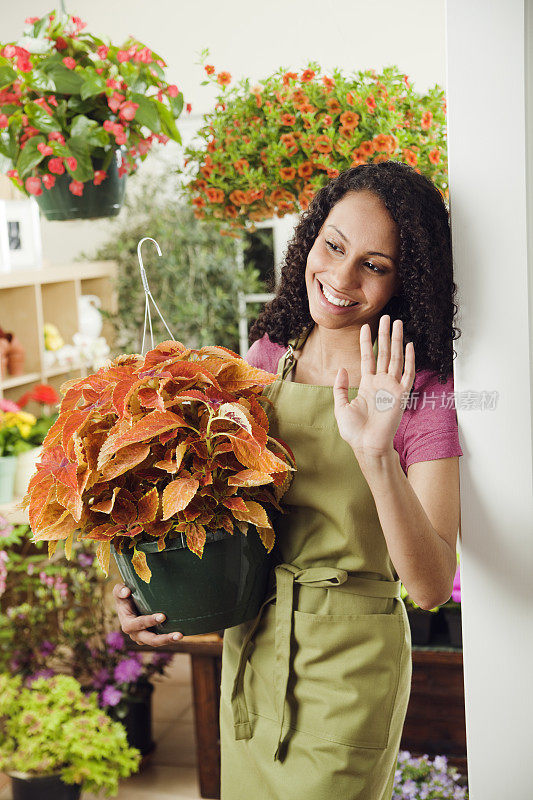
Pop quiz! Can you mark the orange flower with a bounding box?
[366,94,377,113]
[358,140,375,157]
[280,167,296,181]
[372,153,389,163]
[274,91,287,104]
[278,200,295,214]
[350,155,366,167]
[217,71,231,86]
[373,133,390,151]
[320,114,333,127]
[326,168,339,179]
[282,71,298,86]
[292,89,308,104]
[402,148,418,166]
[322,75,335,92]
[193,208,206,219]
[245,188,265,203]
[254,93,262,108]
[215,101,226,112]
[421,110,433,130]
[192,196,206,208]
[314,135,333,154]
[297,161,314,178]
[225,205,238,218]
[298,103,317,114]
[200,164,214,178]
[339,111,360,130]
[233,159,250,174]
[299,194,311,210]
[205,65,215,75]
[229,190,248,206]
[301,69,315,83]
[387,134,399,152]
[428,148,441,165]
[207,140,217,153]
[281,113,296,126]
[326,97,341,113]
[280,133,298,156]
[206,188,225,204]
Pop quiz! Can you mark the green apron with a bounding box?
[219,326,412,799]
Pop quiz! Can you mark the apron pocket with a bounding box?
[288,609,405,750]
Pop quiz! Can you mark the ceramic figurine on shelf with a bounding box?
[7,335,25,376]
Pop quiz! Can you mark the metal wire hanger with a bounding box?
[137,237,175,355]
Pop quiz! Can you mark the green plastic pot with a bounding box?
[8,772,81,800]
[108,680,155,757]
[112,525,274,635]
[35,148,126,221]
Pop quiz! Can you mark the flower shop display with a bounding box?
[0,407,38,503]
[0,10,188,220]
[184,54,447,232]
[0,325,25,376]
[42,321,111,372]
[22,339,296,635]
[86,173,268,354]
[439,553,462,648]
[393,749,468,799]
[0,673,140,799]
[77,293,103,339]
[11,383,59,496]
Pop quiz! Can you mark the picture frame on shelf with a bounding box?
[0,201,11,273]
[4,198,42,270]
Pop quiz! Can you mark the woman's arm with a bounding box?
[355,448,460,610]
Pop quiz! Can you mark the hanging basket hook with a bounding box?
[136,237,175,354]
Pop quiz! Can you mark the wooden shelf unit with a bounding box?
[0,260,118,413]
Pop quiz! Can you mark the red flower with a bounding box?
[97,45,109,60]
[0,114,7,128]
[37,143,53,156]
[428,148,441,165]
[66,157,78,172]
[301,69,315,83]
[93,170,107,185]
[48,131,65,144]
[55,36,68,51]
[62,56,76,70]
[167,84,179,97]
[366,94,377,113]
[24,16,40,23]
[103,120,115,132]
[47,95,58,107]
[69,180,84,196]
[118,163,128,178]
[118,101,139,122]
[25,176,42,196]
[108,92,125,113]
[18,384,59,407]
[42,174,56,190]
[48,158,65,175]
[205,65,215,75]
[217,71,231,86]
[186,103,192,114]
[116,50,130,63]
[106,78,119,89]
[421,110,433,130]
[134,47,152,64]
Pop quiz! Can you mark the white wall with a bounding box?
[1,0,446,265]
[446,1,533,797]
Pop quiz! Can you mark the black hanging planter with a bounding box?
[8,773,81,800]
[35,147,127,221]
[442,606,463,647]
[112,524,274,636]
[108,680,155,757]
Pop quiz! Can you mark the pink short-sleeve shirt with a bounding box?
[245,332,463,477]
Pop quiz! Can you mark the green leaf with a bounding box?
[26,71,56,93]
[33,16,49,38]
[80,72,107,101]
[169,94,184,118]
[87,127,110,147]
[156,100,181,144]
[70,114,97,138]
[24,102,62,134]
[47,65,84,94]
[66,135,94,181]
[0,65,17,90]
[130,93,160,132]
[16,135,46,179]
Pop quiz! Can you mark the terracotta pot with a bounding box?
[7,335,25,376]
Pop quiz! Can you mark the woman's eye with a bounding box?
[365,262,386,275]
[325,240,342,253]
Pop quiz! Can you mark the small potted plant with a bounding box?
[11,384,59,497]
[0,404,38,503]
[439,553,462,648]
[0,673,140,799]
[401,583,440,646]
[0,10,189,220]
[393,749,468,799]
[184,53,447,232]
[22,339,296,635]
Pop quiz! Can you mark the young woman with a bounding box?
[113,161,463,799]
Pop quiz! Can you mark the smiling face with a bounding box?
[305,190,401,338]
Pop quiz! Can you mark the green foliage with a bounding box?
[86,173,268,354]
[0,673,140,796]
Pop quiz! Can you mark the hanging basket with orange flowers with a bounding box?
[183,55,447,232]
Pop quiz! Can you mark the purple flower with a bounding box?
[101,685,122,707]
[78,552,94,568]
[151,652,173,668]
[106,630,125,651]
[93,668,111,689]
[114,656,143,684]
[39,640,55,656]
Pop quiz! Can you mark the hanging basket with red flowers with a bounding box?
[0,10,189,220]
[184,54,447,233]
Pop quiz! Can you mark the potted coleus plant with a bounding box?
[439,553,462,648]
[21,339,296,635]
[183,52,447,232]
[400,582,440,646]
[0,10,189,220]
[0,673,140,800]
[393,749,468,799]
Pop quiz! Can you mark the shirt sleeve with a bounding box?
[243,333,284,373]
[401,370,463,472]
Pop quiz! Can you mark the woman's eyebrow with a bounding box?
[326,225,395,262]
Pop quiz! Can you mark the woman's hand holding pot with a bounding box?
[112,583,183,646]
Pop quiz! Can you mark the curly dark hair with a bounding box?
[248,160,461,384]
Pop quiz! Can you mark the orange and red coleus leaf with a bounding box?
[162,477,200,520]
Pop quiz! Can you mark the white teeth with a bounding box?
[321,283,356,307]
